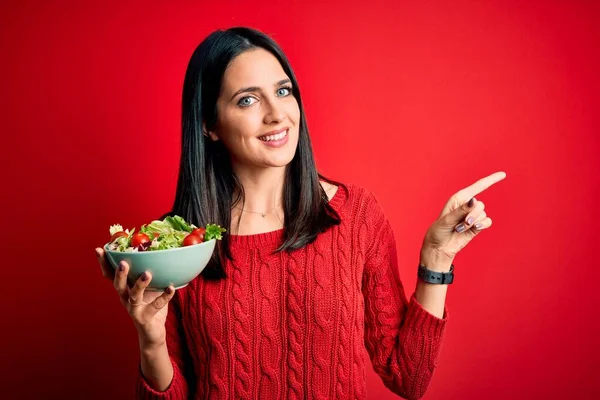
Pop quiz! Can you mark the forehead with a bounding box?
[222,48,288,91]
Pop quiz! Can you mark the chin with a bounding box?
[265,153,295,168]
[263,141,298,167]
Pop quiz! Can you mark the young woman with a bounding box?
[95,27,505,400]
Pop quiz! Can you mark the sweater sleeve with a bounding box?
[134,291,191,399]
[361,191,448,400]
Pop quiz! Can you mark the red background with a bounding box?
[1,0,598,399]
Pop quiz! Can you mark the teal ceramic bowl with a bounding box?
[103,239,216,291]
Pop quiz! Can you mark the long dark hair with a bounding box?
[164,27,342,280]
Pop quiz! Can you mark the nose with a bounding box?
[263,97,285,124]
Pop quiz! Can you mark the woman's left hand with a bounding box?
[421,171,507,263]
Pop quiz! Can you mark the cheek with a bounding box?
[220,109,261,140]
[289,101,300,124]
[291,106,301,138]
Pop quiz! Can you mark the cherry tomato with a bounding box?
[131,233,151,248]
[182,234,203,246]
[191,228,206,241]
[109,231,128,243]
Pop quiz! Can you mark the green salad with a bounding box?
[106,215,226,252]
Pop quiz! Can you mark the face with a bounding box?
[207,48,300,169]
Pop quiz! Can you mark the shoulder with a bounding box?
[330,183,395,257]
[344,182,382,209]
[326,181,388,224]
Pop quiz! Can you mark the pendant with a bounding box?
[261,213,266,218]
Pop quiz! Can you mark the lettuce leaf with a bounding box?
[205,224,226,241]
[164,215,194,233]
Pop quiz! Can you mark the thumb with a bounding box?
[444,196,476,227]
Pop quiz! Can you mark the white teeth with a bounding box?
[260,130,287,142]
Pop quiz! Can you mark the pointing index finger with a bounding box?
[459,171,507,201]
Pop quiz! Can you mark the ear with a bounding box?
[202,122,219,142]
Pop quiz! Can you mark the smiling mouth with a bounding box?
[258,129,288,142]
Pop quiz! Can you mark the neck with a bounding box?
[232,164,286,213]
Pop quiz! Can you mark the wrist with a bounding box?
[138,335,167,354]
[420,246,453,272]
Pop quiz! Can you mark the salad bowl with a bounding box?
[103,216,225,291]
[104,239,216,291]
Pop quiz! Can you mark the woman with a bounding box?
[95,27,505,400]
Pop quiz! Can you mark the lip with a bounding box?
[258,129,289,148]
[259,127,289,138]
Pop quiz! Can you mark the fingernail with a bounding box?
[466,217,474,225]
[95,248,102,257]
[468,197,475,207]
[165,286,172,294]
[455,224,466,233]
[475,223,483,229]
[141,272,148,281]
[118,261,125,272]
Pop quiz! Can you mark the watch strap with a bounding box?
[418,263,455,284]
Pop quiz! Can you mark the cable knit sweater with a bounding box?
[135,183,448,400]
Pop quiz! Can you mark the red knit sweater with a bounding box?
[135,183,448,400]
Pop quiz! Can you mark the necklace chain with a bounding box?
[232,203,281,218]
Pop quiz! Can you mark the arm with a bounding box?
[362,194,448,400]
[139,342,173,391]
[415,246,453,319]
[135,293,191,399]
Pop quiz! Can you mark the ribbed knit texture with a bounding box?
[135,183,448,400]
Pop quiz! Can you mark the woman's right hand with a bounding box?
[95,247,175,348]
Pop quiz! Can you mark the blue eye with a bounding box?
[238,96,257,107]
[278,86,292,96]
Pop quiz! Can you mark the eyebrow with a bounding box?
[230,79,292,101]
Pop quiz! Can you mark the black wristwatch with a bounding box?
[418,264,455,284]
